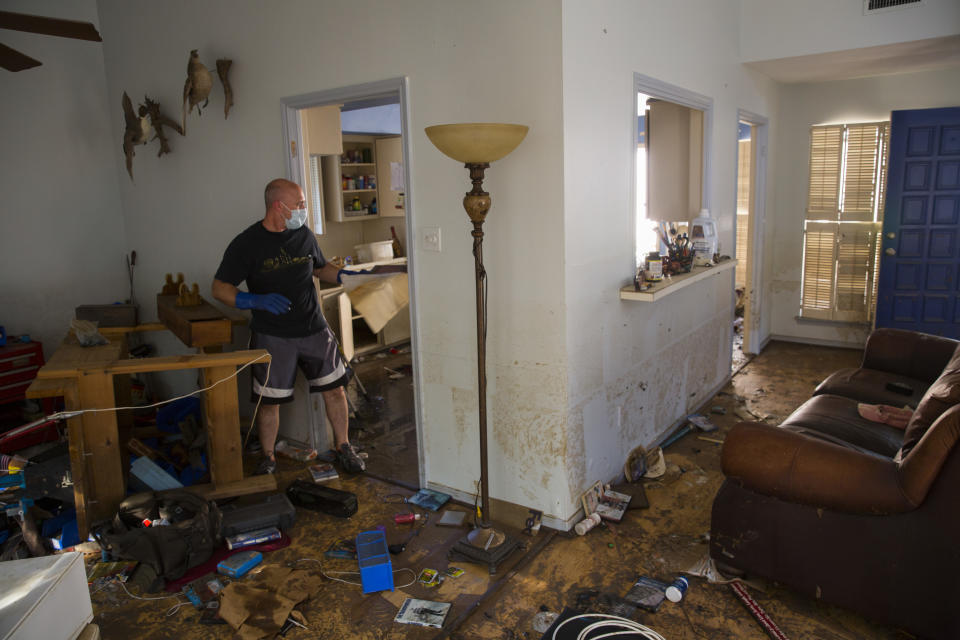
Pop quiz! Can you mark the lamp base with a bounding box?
[448,526,523,575]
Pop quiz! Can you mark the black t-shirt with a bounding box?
[215,221,327,337]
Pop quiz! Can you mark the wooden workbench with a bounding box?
[26,335,271,538]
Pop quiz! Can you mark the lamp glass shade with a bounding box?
[424,123,528,163]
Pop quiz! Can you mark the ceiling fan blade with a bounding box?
[0,11,101,42]
[0,42,41,72]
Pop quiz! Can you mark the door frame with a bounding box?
[280,78,426,488]
[736,109,769,355]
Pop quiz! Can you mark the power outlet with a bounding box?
[423,226,441,252]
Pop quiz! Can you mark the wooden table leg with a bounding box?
[203,365,243,486]
[76,371,125,527]
[63,380,91,540]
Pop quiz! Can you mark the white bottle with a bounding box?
[689,209,718,265]
[574,512,602,535]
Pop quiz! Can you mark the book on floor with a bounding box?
[407,488,450,511]
[581,481,632,522]
[309,463,339,483]
[394,598,451,628]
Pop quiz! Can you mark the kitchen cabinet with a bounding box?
[375,136,405,218]
[322,135,379,223]
[322,135,406,223]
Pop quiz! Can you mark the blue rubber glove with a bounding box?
[235,292,291,315]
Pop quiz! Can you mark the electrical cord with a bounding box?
[551,613,667,640]
[111,577,191,617]
[293,557,417,589]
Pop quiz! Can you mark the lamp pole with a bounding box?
[463,162,492,528]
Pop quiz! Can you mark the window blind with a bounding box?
[806,125,843,219]
[801,122,889,321]
[735,137,752,286]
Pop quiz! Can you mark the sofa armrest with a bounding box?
[861,328,959,383]
[721,422,917,514]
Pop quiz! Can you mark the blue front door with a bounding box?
[876,107,960,338]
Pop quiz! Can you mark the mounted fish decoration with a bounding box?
[181,49,212,133]
[122,91,152,180]
[216,58,233,119]
[140,95,183,157]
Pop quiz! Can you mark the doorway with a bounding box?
[733,111,768,371]
[280,79,423,489]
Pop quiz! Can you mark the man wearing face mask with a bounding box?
[212,178,365,476]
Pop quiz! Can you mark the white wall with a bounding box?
[740,0,960,62]
[0,0,128,357]
[561,0,779,519]
[94,0,568,517]
[769,67,960,346]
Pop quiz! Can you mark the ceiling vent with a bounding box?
[864,0,924,14]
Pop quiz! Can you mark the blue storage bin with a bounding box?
[156,397,201,433]
[356,530,393,593]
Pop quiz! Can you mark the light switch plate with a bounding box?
[423,226,441,252]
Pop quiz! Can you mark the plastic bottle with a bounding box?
[665,577,689,602]
[574,512,602,535]
[689,209,718,265]
[644,252,663,282]
[394,513,422,524]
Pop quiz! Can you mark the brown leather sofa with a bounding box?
[710,329,960,639]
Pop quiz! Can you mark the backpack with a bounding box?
[95,490,221,581]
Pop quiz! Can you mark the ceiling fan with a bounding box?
[0,10,102,72]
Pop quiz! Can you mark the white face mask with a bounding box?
[282,202,308,230]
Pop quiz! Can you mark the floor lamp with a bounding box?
[424,123,528,573]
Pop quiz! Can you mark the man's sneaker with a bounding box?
[254,457,277,475]
[336,443,366,474]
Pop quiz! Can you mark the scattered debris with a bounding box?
[643,448,666,479]
[275,439,318,462]
[394,597,451,628]
[687,413,718,432]
[531,610,559,633]
[623,445,648,482]
[710,405,726,415]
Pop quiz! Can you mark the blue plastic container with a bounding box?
[356,529,393,593]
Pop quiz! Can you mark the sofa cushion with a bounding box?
[779,394,904,458]
[814,368,929,408]
[899,346,960,458]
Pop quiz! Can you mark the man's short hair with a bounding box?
[264,178,298,209]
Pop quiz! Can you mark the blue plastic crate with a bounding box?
[356,530,393,593]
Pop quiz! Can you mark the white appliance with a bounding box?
[0,552,93,640]
[278,371,333,453]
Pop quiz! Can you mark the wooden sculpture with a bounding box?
[216,58,233,119]
[122,91,151,180]
[181,49,212,132]
[176,282,203,307]
[161,272,185,295]
[139,95,183,157]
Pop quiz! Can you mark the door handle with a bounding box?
[885,248,896,256]
[886,232,896,239]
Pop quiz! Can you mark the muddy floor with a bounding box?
[88,340,913,639]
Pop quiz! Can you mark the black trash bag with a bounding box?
[93,490,221,581]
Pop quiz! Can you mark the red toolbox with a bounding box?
[0,341,50,409]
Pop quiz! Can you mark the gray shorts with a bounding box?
[249,328,351,404]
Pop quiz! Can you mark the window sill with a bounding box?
[619,260,736,302]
